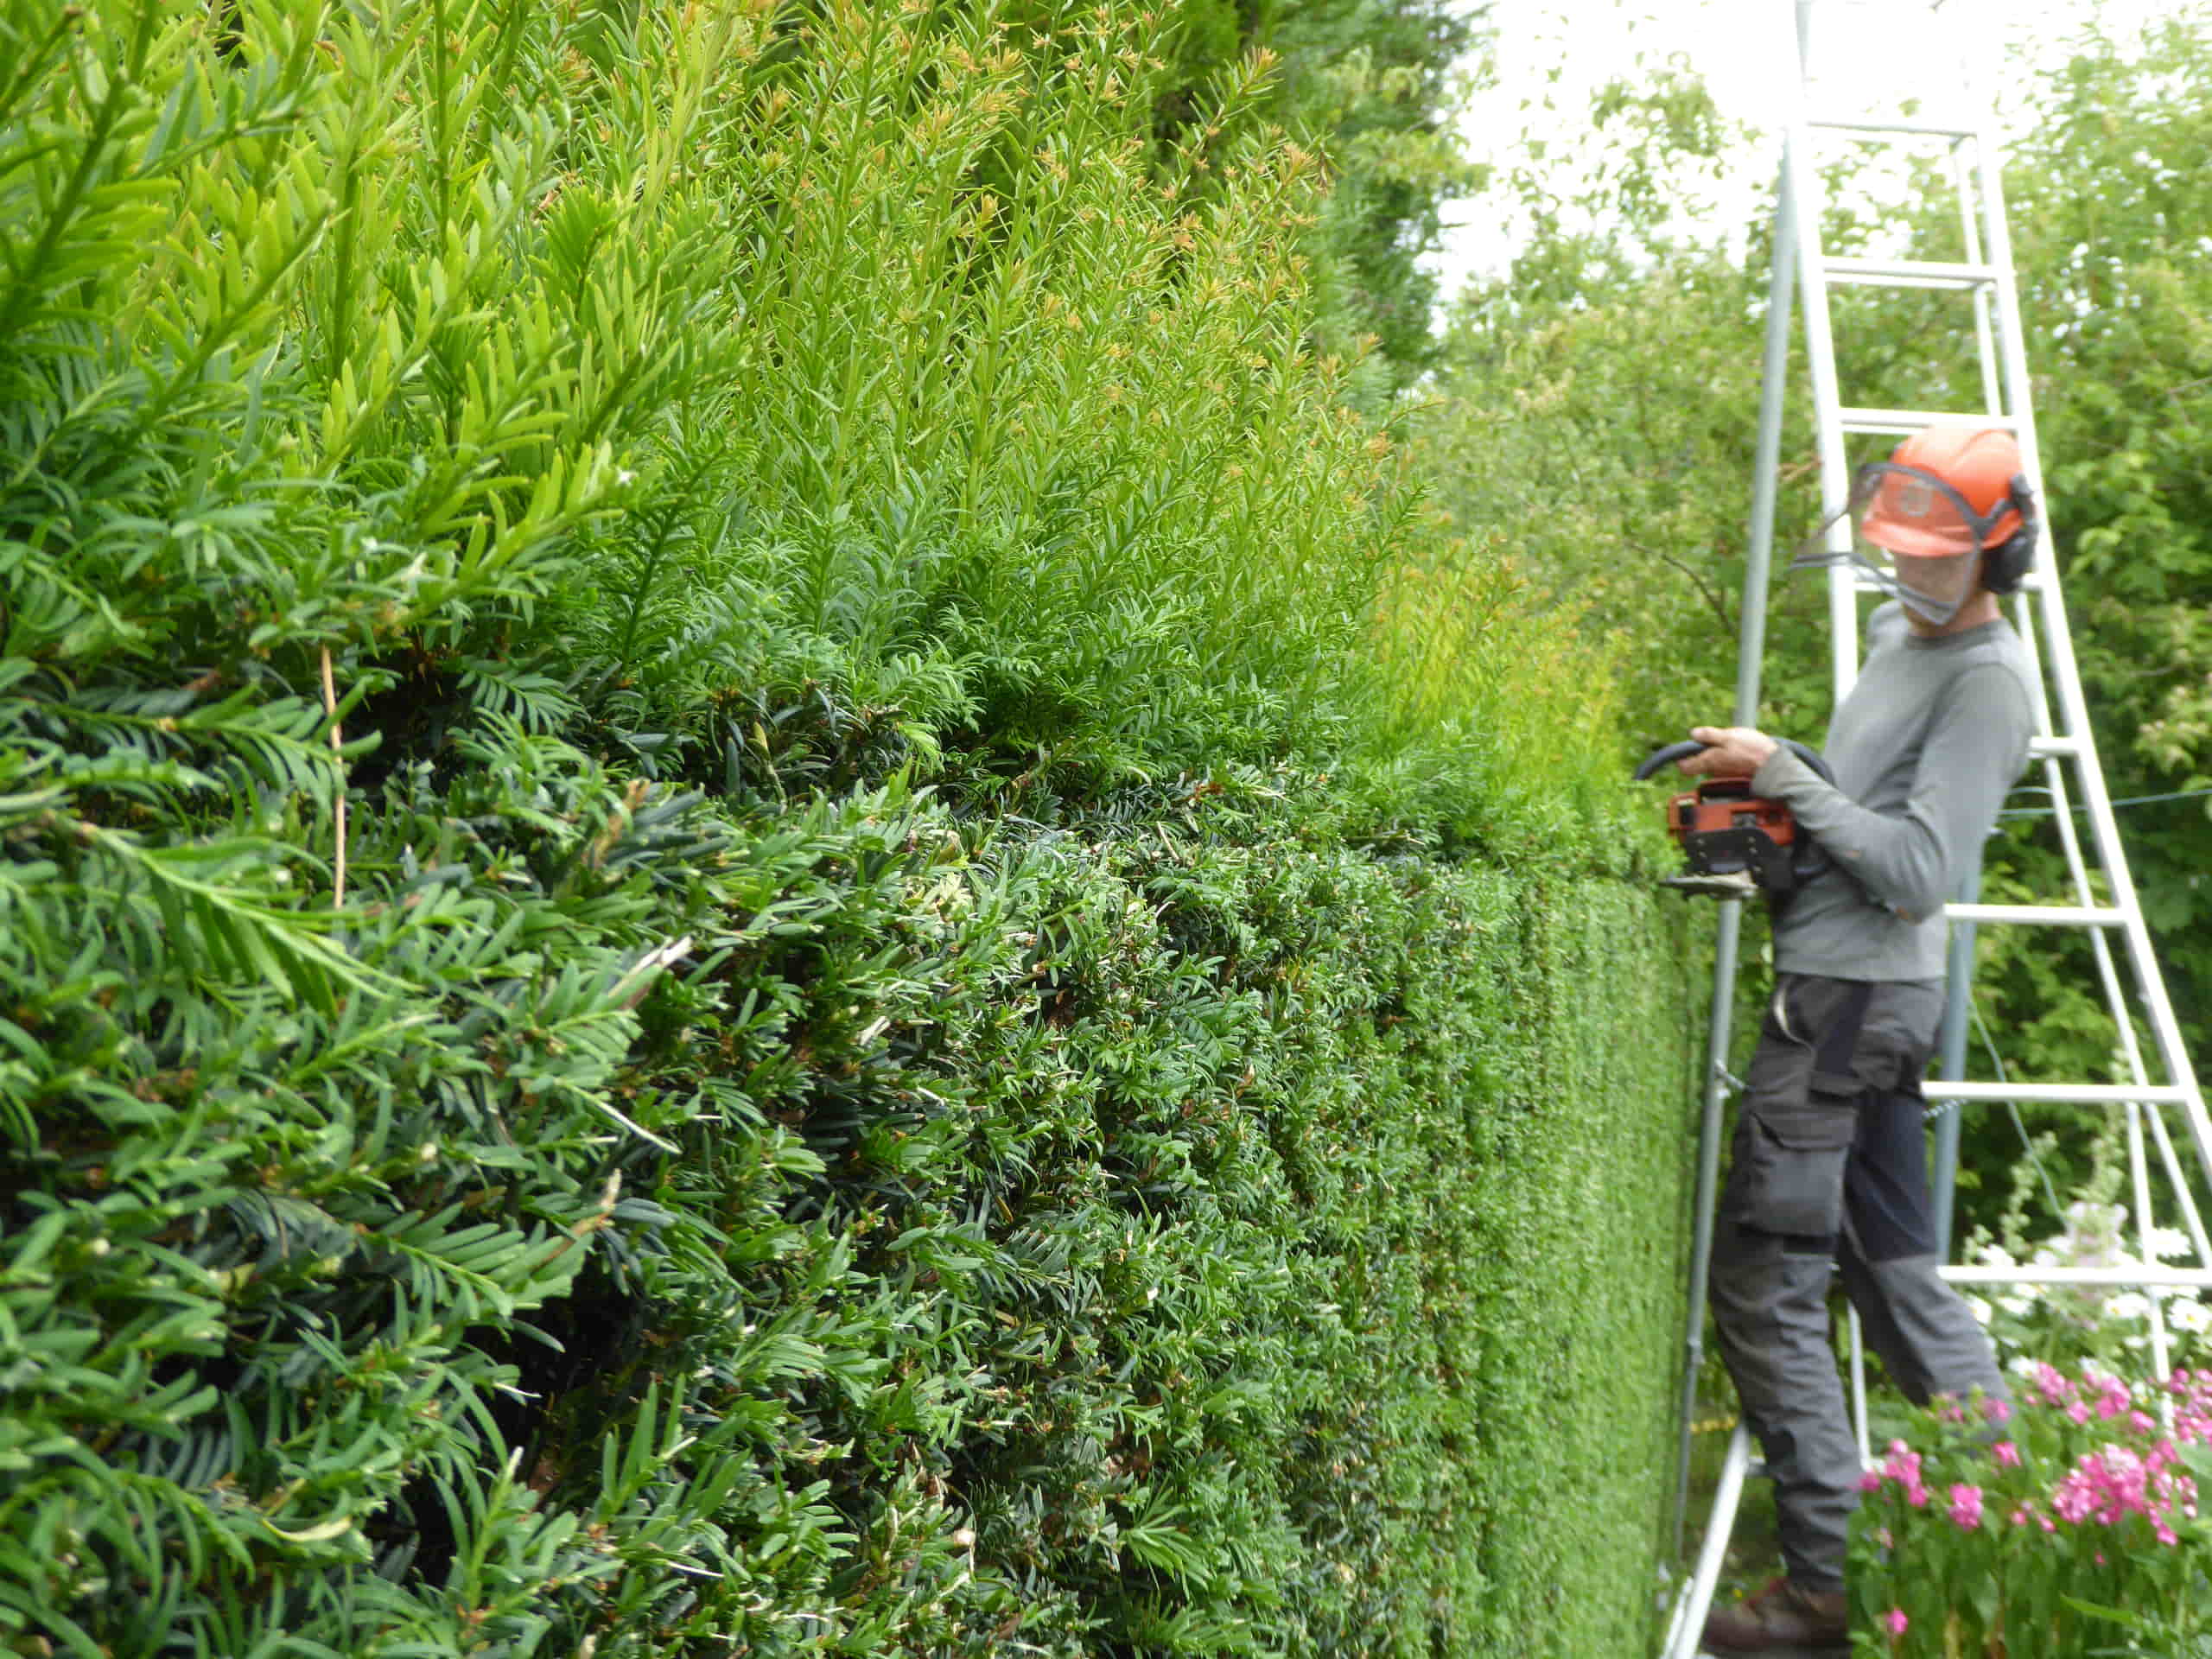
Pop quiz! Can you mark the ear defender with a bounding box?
[1983,472,2038,594]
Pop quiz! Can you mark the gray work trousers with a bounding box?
[1708,971,2011,1592]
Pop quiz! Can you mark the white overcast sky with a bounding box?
[1425,0,2205,300]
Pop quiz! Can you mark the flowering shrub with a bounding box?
[1961,1203,2212,1380]
[1847,1365,2212,1656]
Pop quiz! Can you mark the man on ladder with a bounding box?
[1681,424,2040,1651]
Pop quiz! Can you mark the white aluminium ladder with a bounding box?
[1663,3,2212,1654]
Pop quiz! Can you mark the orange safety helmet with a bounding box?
[1858,425,2030,559]
[1791,423,2041,618]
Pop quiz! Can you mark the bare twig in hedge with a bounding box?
[320,645,346,907]
[610,934,694,1010]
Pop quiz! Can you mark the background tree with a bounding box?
[1160,0,1488,386]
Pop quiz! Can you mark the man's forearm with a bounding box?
[1751,749,1947,918]
[1751,666,2031,922]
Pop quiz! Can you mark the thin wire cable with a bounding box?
[1999,785,2212,821]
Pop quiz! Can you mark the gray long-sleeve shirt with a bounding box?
[1751,603,2038,982]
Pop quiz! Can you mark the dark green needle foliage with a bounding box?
[0,2,1698,1655]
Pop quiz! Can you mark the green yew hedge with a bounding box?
[0,2,1702,1654]
[4,753,1698,1656]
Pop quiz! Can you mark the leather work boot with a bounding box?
[1701,1575,1850,1653]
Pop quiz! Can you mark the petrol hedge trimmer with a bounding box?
[1633,739,1834,899]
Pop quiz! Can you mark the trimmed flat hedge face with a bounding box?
[3,753,1697,1656]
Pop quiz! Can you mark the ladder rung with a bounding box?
[1927,1082,2189,1106]
[1808,115,1979,141]
[1822,256,2005,289]
[1838,406,2019,435]
[1941,1265,2212,1289]
[1944,903,2126,927]
[2028,735,2082,759]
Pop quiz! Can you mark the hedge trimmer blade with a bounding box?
[1659,871,1760,899]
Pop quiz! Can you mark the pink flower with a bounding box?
[2068,1402,2093,1426]
[1883,1608,1909,1637]
[1905,1481,1930,1509]
[1980,1397,2012,1424]
[1993,1440,2021,1468]
[1882,1442,1923,1488]
[2130,1410,2158,1435]
[1948,1483,1984,1529]
[1857,1471,1884,1493]
[2053,1471,2097,1523]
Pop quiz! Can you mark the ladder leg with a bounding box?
[1665,1423,1755,1659]
[1848,1303,1871,1464]
[2126,1102,2177,1390]
[1676,899,1745,1562]
[2144,1101,2212,1267]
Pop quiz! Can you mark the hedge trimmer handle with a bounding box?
[1632,737,1834,785]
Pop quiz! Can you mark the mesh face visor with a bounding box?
[1790,462,2000,625]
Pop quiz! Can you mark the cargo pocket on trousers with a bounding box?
[1740,1095,1856,1241]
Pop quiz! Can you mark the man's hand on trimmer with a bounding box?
[1680,726,1780,779]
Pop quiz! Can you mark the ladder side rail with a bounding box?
[1781,124,1861,703]
[2145,1103,2212,1266]
[2126,1101,2178,1388]
[1677,905,1749,1566]
[1973,126,2212,1195]
[1778,0,1866,708]
[1663,1424,1756,1659]
[1950,139,2005,417]
[1736,172,1802,730]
